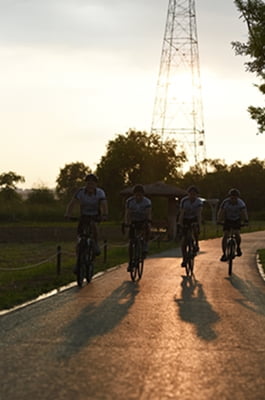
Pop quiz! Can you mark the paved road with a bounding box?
[1,231,265,400]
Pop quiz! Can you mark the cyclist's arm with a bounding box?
[241,207,248,223]
[146,206,152,223]
[217,207,224,223]
[64,197,79,218]
[124,207,131,226]
[197,207,202,227]
[178,208,184,226]
[100,199,108,219]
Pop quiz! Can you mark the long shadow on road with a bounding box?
[56,280,139,360]
[174,276,220,341]
[227,274,265,317]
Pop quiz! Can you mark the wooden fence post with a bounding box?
[103,240,107,264]
[57,245,61,275]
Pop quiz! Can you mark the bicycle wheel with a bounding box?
[85,245,94,283]
[227,240,235,276]
[77,250,86,287]
[130,241,139,282]
[186,258,194,277]
[136,239,144,280]
[186,241,195,277]
[138,259,144,280]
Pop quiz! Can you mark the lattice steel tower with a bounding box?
[151,0,206,165]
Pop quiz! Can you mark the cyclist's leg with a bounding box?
[90,219,101,256]
[73,221,83,273]
[193,223,200,252]
[220,226,229,261]
[127,226,134,271]
[180,234,188,267]
[142,224,150,257]
[222,233,228,253]
[234,230,242,255]
[231,219,242,255]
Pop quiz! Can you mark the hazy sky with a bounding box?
[0,0,264,189]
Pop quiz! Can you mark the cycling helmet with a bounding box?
[85,173,98,183]
[133,184,145,194]
[187,185,199,194]
[228,188,240,197]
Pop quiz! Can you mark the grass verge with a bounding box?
[0,238,175,311]
[0,221,264,311]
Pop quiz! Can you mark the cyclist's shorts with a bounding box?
[223,219,241,231]
[129,220,147,239]
[182,217,198,234]
[77,215,99,236]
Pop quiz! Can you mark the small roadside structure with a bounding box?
[120,181,187,240]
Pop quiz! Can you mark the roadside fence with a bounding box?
[0,234,162,274]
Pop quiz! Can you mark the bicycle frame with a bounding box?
[129,223,145,282]
[183,223,198,277]
[224,230,237,276]
[219,221,246,276]
[76,218,96,287]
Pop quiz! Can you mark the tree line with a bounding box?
[233,0,265,135]
[0,130,264,221]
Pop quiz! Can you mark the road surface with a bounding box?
[1,231,265,400]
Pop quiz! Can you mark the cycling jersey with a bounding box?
[126,196,151,222]
[75,187,106,216]
[219,197,246,221]
[179,196,203,220]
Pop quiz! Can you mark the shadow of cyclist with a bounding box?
[227,274,265,317]
[57,280,139,360]
[175,276,220,341]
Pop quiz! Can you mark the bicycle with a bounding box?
[69,216,97,287]
[220,223,245,276]
[180,223,199,277]
[124,222,146,282]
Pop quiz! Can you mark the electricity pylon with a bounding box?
[151,0,206,165]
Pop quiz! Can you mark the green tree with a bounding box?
[96,129,186,219]
[0,171,25,203]
[228,158,265,212]
[232,0,265,134]
[180,159,230,199]
[179,157,265,219]
[0,171,25,219]
[0,171,25,190]
[55,162,91,201]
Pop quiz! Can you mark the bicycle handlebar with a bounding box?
[121,221,150,235]
[217,221,248,228]
[65,215,104,222]
[65,216,79,221]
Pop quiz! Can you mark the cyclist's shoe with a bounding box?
[220,254,227,262]
[142,243,148,258]
[127,263,133,272]
[181,260,187,268]
[194,245,200,253]
[236,247,242,257]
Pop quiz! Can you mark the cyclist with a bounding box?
[178,185,203,268]
[217,188,248,261]
[64,173,108,256]
[124,184,152,271]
